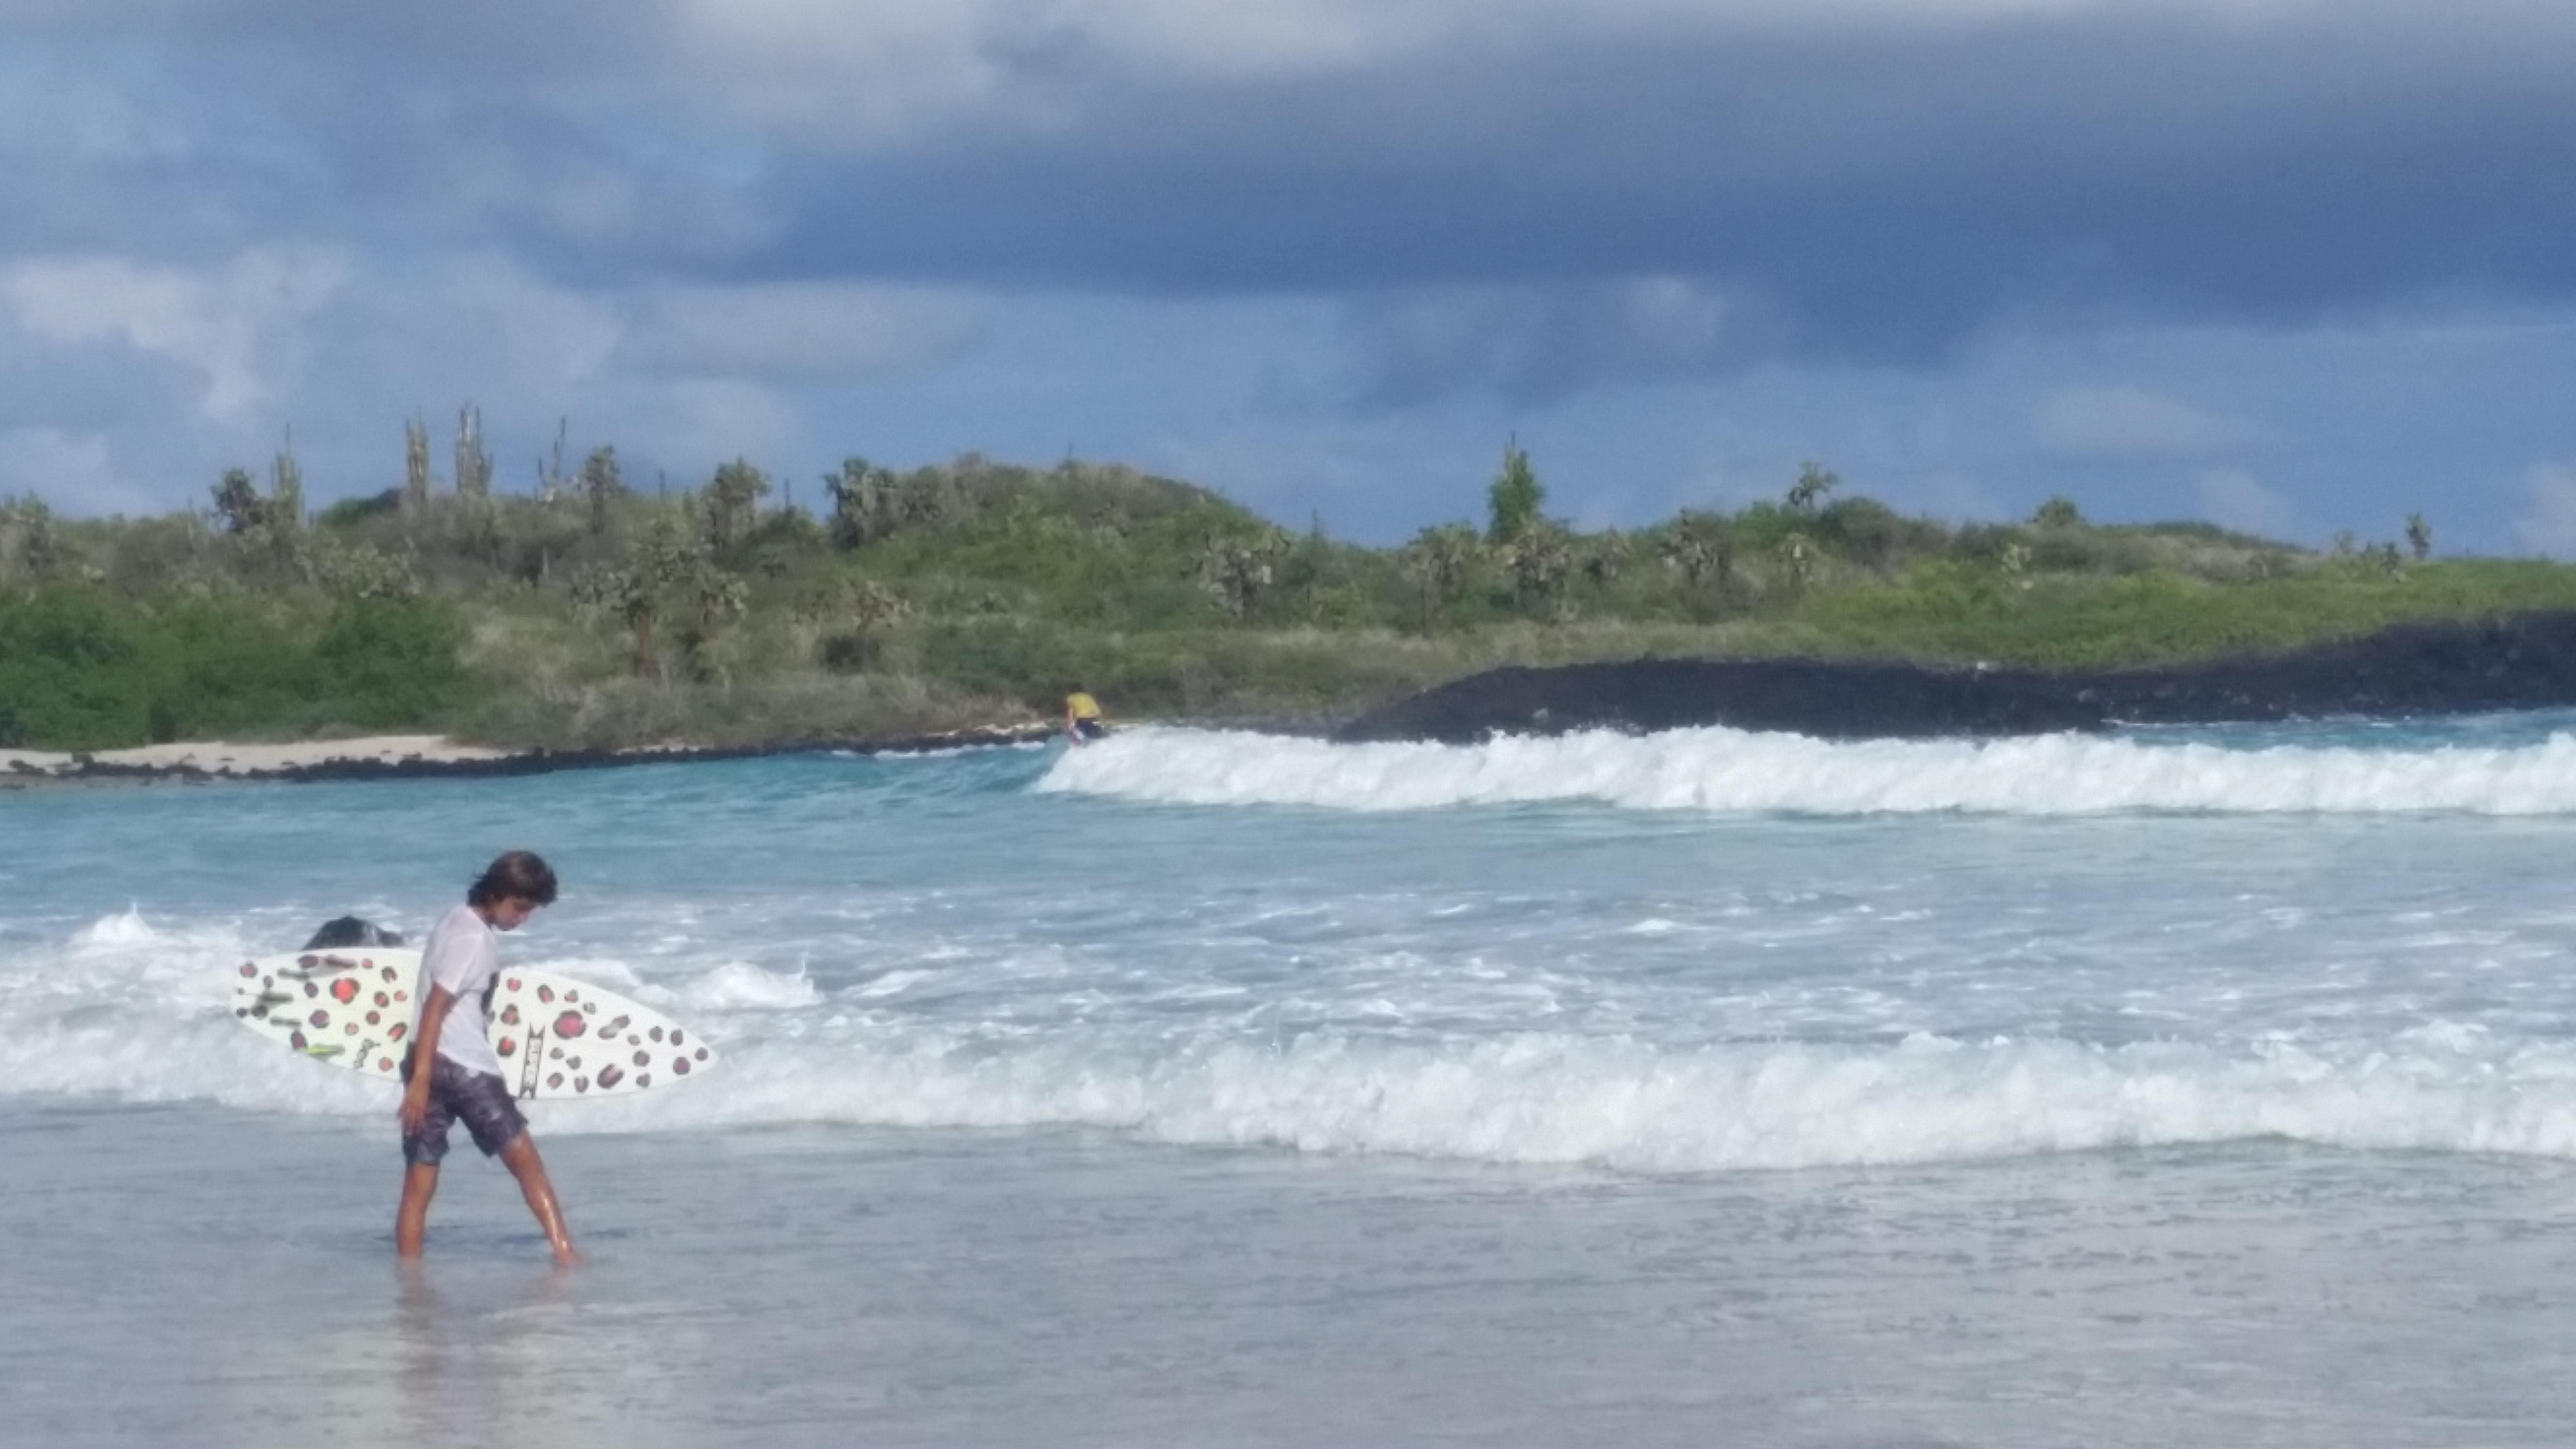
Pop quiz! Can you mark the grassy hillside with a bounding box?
[0,442,2538,751]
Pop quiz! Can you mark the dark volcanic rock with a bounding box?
[2082,612,2576,723]
[303,917,404,950]
[1340,658,2105,743]
[1337,612,2576,744]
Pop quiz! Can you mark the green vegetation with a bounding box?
[0,421,2558,751]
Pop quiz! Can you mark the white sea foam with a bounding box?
[24,964,2575,1173]
[535,956,651,992]
[524,1024,2576,1170]
[71,907,161,948]
[677,961,823,1011]
[1040,725,2576,815]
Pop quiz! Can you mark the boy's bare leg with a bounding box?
[395,1163,440,1258]
[498,1133,579,1266]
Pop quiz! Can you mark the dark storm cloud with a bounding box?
[744,6,2576,385]
[12,1,2576,401]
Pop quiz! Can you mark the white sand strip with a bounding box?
[0,734,510,778]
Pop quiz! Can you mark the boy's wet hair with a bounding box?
[468,850,559,907]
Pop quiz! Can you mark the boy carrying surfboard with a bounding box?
[395,850,579,1266]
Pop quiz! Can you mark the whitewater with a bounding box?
[1043,716,2576,814]
[14,711,2576,1446]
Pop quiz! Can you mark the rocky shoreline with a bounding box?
[1338,612,2576,743]
[0,724,1061,790]
[16,611,2576,789]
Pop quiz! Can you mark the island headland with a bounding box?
[15,445,2576,775]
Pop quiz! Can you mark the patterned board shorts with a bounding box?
[400,1050,529,1165]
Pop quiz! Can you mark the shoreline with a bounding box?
[21,607,2576,791]
[0,723,1064,791]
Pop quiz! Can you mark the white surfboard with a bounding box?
[228,949,715,1099]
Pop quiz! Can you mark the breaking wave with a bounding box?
[544,1022,2576,1170]
[1038,725,2576,815]
[15,913,2576,1173]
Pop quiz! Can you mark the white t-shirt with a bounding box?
[414,903,504,1077]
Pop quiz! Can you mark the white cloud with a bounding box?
[2033,386,2248,461]
[618,282,988,379]
[2516,463,2576,559]
[2195,466,2299,541]
[0,426,152,514]
[342,254,626,400]
[0,248,347,426]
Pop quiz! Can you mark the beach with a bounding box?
[0,726,1057,789]
[0,734,509,783]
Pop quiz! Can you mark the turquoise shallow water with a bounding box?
[15,715,2576,1445]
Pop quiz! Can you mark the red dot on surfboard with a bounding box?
[499,1038,516,1057]
[378,1058,392,1072]
[330,979,358,1004]
[374,992,389,1008]
[538,985,555,1003]
[343,1023,358,1035]
[554,1012,586,1039]
[365,1011,380,1025]
[500,1005,520,1026]
[633,1050,649,1066]
[598,1065,624,1089]
[290,1030,306,1049]
[308,1010,329,1027]
[673,1057,690,1075]
[507,977,520,991]
[574,1077,589,1093]
[547,1073,564,1089]
[238,963,257,978]
[388,1023,406,1040]
[382,966,398,982]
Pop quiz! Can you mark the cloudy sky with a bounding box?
[6,0,2576,548]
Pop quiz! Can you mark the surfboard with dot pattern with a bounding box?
[228,950,716,1098]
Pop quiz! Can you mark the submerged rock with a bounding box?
[302,917,405,950]
[1338,611,2576,743]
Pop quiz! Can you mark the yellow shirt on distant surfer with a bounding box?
[1065,689,1107,742]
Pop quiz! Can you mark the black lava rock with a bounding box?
[302,917,406,950]
[1336,612,2576,743]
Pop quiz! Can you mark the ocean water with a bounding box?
[15,716,2576,1445]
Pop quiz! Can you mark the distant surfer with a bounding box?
[395,850,579,1266]
[1065,685,1108,744]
